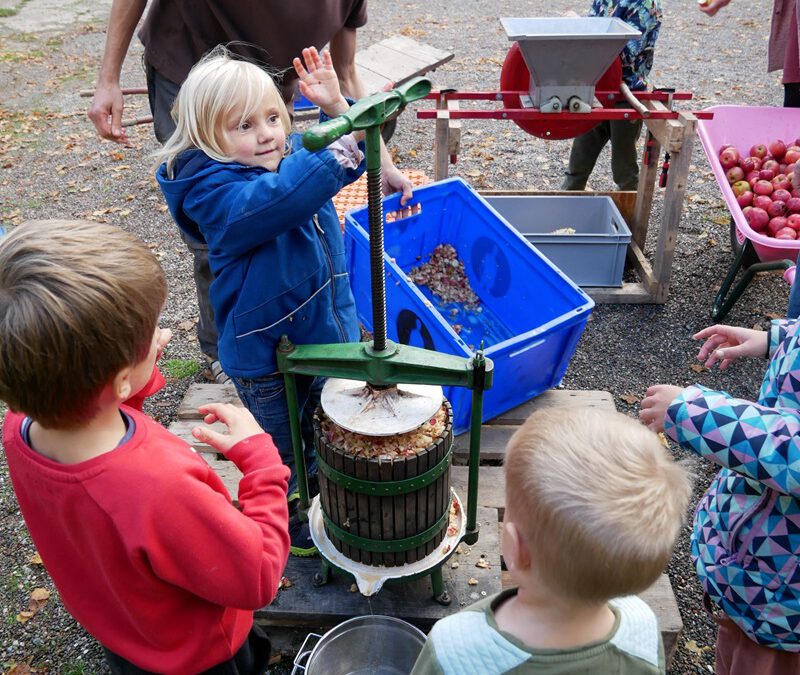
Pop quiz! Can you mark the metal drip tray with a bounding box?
[501,17,640,109]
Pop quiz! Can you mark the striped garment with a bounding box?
[665,319,800,651]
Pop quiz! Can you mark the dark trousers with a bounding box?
[103,623,271,675]
[561,110,644,192]
[145,60,219,360]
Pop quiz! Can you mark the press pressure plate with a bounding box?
[320,378,443,436]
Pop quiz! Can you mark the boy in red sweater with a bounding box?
[0,220,290,674]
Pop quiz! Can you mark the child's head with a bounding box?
[504,407,691,604]
[0,220,167,429]
[156,47,292,175]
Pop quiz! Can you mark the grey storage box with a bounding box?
[484,195,631,287]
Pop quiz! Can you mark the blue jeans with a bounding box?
[232,373,323,497]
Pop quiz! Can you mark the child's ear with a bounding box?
[111,366,134,402]
[502,521,531,572]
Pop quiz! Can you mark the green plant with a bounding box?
[63,661,86,675]
[163,358,201,379]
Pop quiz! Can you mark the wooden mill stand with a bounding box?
[431,98,698,305]
[168,386,683,668]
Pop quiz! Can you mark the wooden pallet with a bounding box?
[168,386,682,665]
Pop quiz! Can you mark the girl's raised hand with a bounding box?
[293,47,349,118]
[693,324,769,370]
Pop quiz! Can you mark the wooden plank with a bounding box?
[434,107,451,181]
[586,282,656,304]
[624,239,657,295]
[488,389,615,424]
[176,382,242,419]
[168,419,227,453]
[453,425,517,464]
[451,465,505,518]
[653,113,696,303]
[642,100,684,152]
[258,506,502,629]
[498,571,681,668]
[632,130,661,250]
[379,36,454,70]
[356,44,432,87]
[354,67,392,95]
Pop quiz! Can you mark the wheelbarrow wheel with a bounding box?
[729,217,759,268]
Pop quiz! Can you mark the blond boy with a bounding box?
[0,221,290,674]
[412,407,691,675]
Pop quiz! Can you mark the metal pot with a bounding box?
[292,615,426,675]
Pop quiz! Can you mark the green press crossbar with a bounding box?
[278,338,492,539]
[321,503,451,553]
[712,239,793,322]
[316,444,453,495]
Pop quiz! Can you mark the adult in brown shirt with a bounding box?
[87,0,413,384]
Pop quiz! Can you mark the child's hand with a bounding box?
[693,324,768,369]
[640,385,683,433]
[293,47,349,119]
[192,403,265,455]
[156,328,172,359]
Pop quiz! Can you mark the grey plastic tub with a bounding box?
[484,194,631,287]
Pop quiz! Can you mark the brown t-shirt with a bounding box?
[138,1,368,100]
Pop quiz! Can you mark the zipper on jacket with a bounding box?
[313,213,346,341]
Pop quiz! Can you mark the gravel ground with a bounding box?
[0,0,790,672]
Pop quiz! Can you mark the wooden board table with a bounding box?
[169,385,683,666]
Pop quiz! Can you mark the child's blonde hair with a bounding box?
[0,220,167,429]
[504,407,691,603]
[154,47,292,177]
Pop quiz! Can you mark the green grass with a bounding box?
[62,662,86,675]
[163,358,201,379]
[0,8,18,17]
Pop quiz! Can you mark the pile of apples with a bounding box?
[720,140,800,240]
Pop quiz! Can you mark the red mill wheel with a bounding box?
[500,41,623,140]
[313,401,454,566]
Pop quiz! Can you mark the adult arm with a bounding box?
[699,0,732,17]
[87,0,148,144]
[329,26,413,205]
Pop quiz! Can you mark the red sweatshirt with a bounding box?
[2,404,290,674]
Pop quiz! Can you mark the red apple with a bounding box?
[774,188,793,203]
[726,166,745,184]
[747,207,770,231]
[793,188,800,199]
[719,143,735,154]
[746,170,761,186]
[759,169,776,181]
[788,145,800,153]
[787,197,800,213]
[768,200,788,218]
[750,144,768,159]
[754,179,775,195]
[737,191,754,207]
[770,140,787,160]
[786,149,800,164]
[740,156,757,173]
[743,206,753,217]
[773,174,792,192]
[787,213,800,230]
[754,195,773,210]
[776,227,797,240]
[769,216,789,236]
[781,163,789,175]
[749,156,763,171]
[720,147,740,169]
[787,162,796,176]
[763,159,781,173]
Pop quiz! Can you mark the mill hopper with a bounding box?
[501,17,640,112]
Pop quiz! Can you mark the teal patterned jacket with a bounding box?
[665,319,800,651]
[589,0,663,91]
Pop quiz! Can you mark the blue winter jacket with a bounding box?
[157,135,365,378]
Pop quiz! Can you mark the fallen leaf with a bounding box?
[30,588,50,602]
[178,319,197,331]
[467,578,478,586]
[689,363,707,373]
[619,393,639,405]
[29,552,43,565]
[711,215,729,226]
[765,312,782,320]
[8,664,33,675]
[16,610,35,623]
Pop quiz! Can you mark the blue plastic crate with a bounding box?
[344,178,594,435]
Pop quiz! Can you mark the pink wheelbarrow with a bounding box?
[697,105,800,320]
